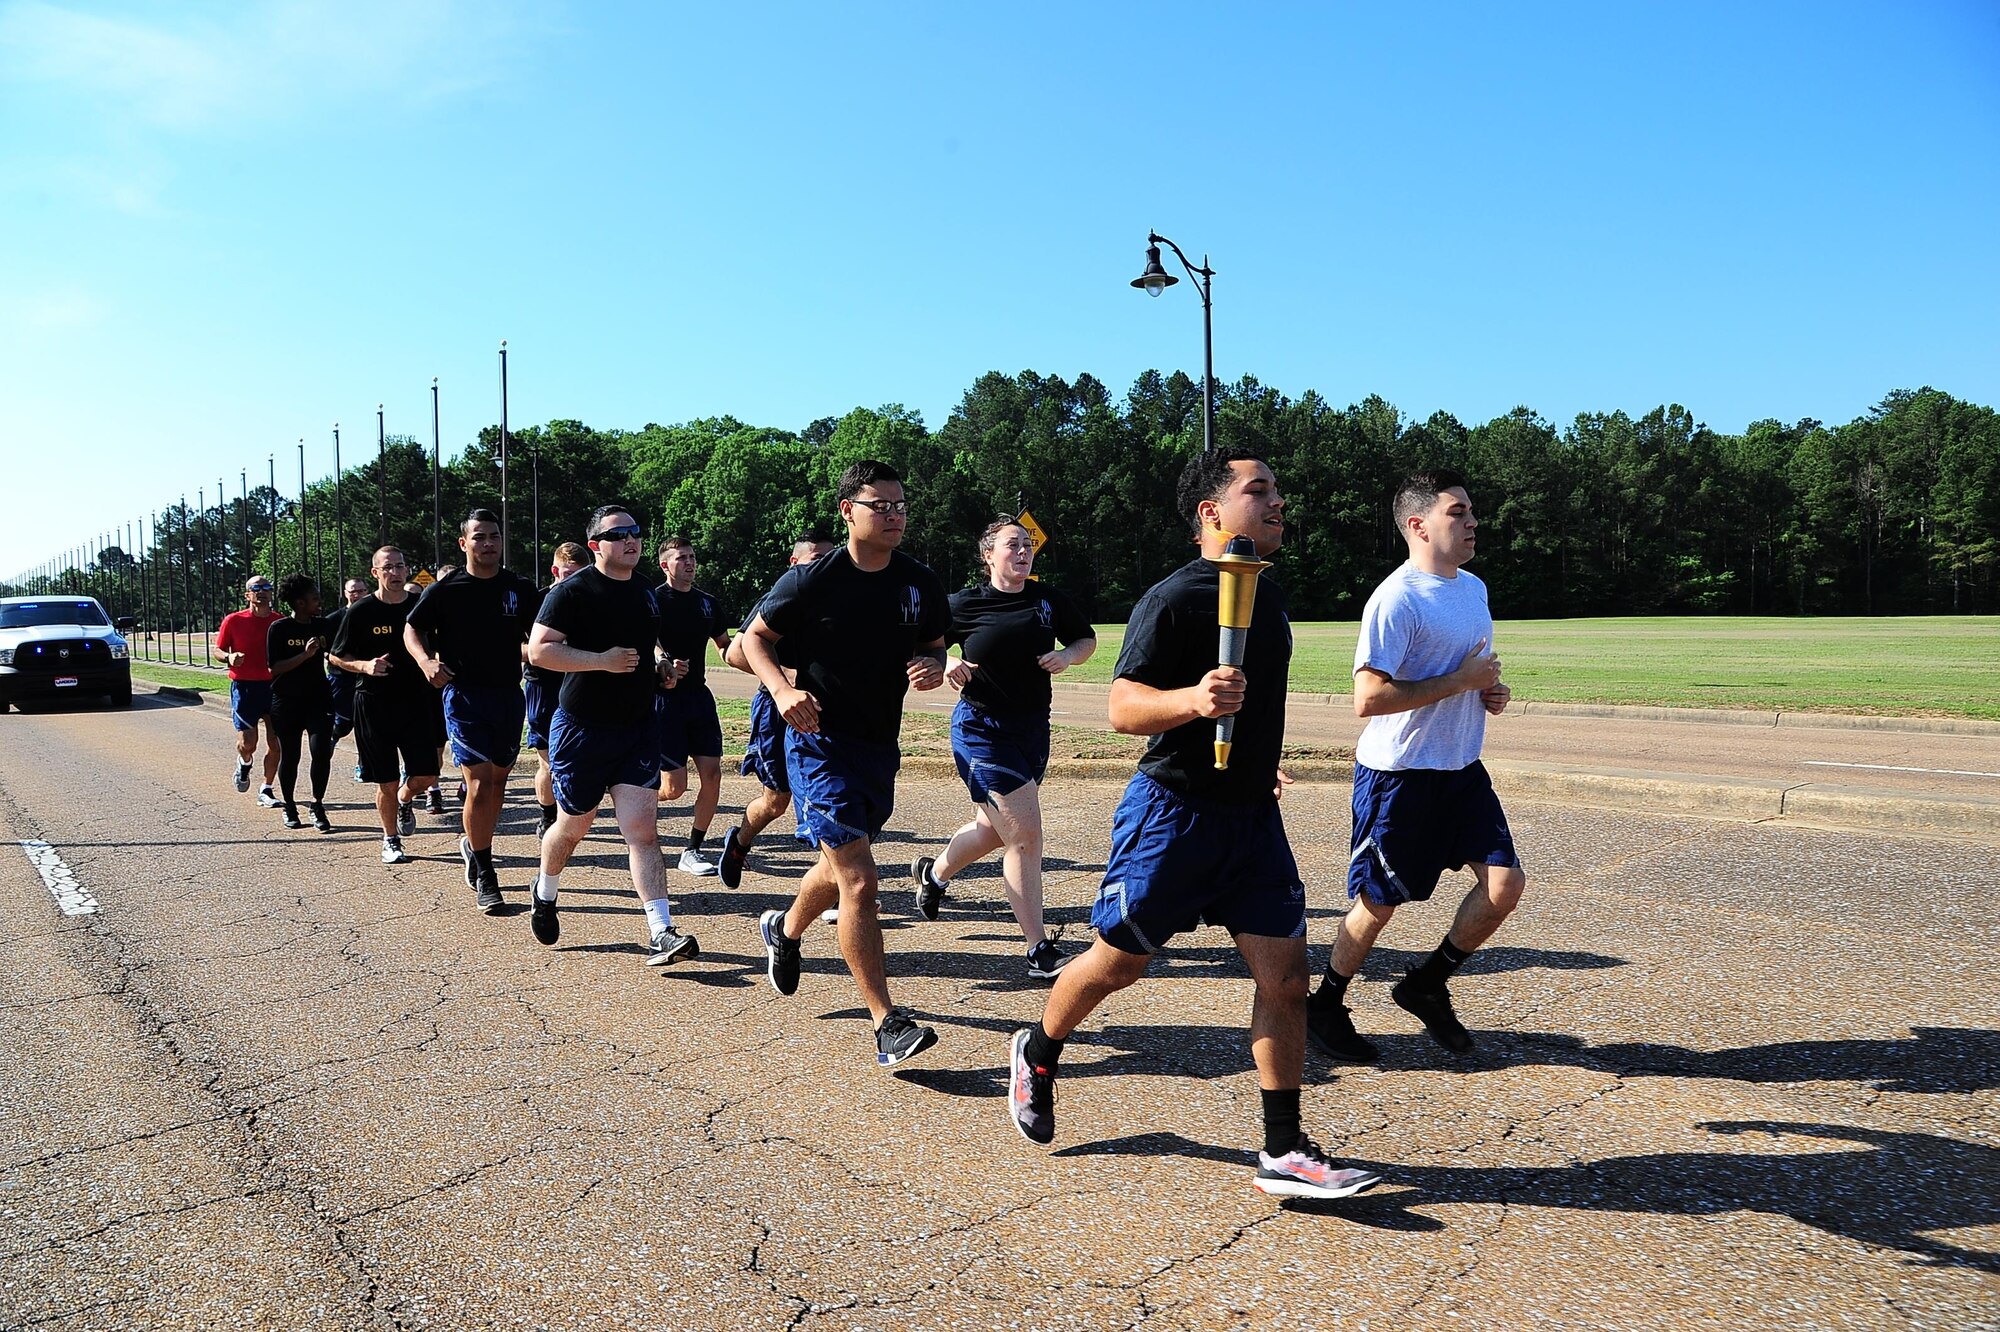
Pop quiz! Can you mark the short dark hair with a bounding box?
[1392,470,1469,529]
[460,508,500,536]
[277,573,319,609]
[656,535,693,560]
[795,528,834,547]
[836,460,901,504]
[586,505,636,538]
[1174,447,1270,536]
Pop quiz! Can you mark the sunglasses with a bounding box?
[247,583,274,592]
[590,524,644,542]
[847,498,910,515]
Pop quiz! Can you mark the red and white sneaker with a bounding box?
[1253,1135,1381,1199]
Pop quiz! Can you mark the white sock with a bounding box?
[643,897,673,932]
[534,872,560,902]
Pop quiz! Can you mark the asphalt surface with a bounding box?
[1,692,1995,1330]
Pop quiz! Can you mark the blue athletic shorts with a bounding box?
[523,675,556,752]
[354,690,443,785]
[740,687,789,793]
[443,682,526,769]
[951,701,1048,804]
[787,730,898,850]
[1091,771,1307,955]
[547,708,659,816]
[655,683,724,771]
[230,679,273,731]
[1348,760,1520,907]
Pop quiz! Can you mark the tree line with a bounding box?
[13,374,1998,626]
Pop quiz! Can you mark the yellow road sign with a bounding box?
[410,569,436,588]
[1016,509,1048,554]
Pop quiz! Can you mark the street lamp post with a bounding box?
[431,377,442,570]
[498,341,510,572]
[1130,232,1217,454]
[331,425,344,581]
[297,442,309,574]
[376,404,387,546]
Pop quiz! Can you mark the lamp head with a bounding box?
[1131,243,1177,298]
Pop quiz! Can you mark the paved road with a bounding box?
[3,696,1995,1330]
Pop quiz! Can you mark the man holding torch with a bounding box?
[1003,448,1381,1202]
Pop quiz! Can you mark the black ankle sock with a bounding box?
[1319,968,1354,1004]
[1023,1022,1065,1071]
[473,845,495,871]
[688,828,707,852]
[538,801,557,821]
[1409,935,1473,988]
[1260,1088,1303,1158]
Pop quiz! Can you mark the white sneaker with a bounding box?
[819,907,840,924]
[256,786,282,808]
[678,848,719,877]
[381,837,410,865]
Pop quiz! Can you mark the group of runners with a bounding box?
[211,451,1525,1205]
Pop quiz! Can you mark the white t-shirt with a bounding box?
[1353,561,1493,772]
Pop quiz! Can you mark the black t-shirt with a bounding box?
[1116,558,1291,804]
[321,604,347,679]
[755,547,951,745]
[405,568,543,688]
[267,614,334,710]
[330,593,423,701]
[533,565,660,727]
[948,580,1094,719]
[655,582,729,691]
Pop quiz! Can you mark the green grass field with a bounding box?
[1062,616,2000,719]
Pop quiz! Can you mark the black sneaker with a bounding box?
[1391,977,1475,1053]
[911,855,944,921]
[717,824,748,888]
[529,877,559,945]
[310,805,334,834]
[1025,939,1073,981]
[425,787,446,815]
[475,869,503,915]
[396,801,416,837]
[759,908,800,996]
[875,1007,938,1068]
[1307,987,1381,1063]
[281,808,305,830]
[233,761,252,793]
[1006,1028,1056,1145]
[647,925,699,966]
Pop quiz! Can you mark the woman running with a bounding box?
[911,519,1096,980]
[266,574,338,833]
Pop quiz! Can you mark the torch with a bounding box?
[1209,534,1271,769]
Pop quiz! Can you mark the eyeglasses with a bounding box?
[590,524,644,542]
[847,498,910,515]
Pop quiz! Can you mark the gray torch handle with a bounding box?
[1216,623,1249,753]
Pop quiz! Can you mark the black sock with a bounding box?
[1409,935,1473,988]
[473,845,495,872]
[538,801,557,822]
[1261,1088,1303,1158]
[688,828,707,852]
[729,826,749,852]
[1318,967,1353,1003]
[1023,1022,1065,1072]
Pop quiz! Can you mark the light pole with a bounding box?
[297,441,308,574]
[430,376,442,570]
[1131,231,1216,454]
[331,425,344,580]
[498,340,510,572]
[376,404,387,546]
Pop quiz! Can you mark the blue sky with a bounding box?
[3,1,1996,576]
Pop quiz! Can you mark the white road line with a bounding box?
[1802,760,2000,779]
[19,841,98,916]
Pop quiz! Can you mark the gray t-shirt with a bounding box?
[1353,562,1493,772]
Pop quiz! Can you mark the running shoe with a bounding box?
[458,836,479,889]
[759,909,800,995]
[1006,1028,1057,1145]
[233,761,252,793]
[1025,939,1073,981]
[911,855,944,921]
[425,787,446,816]
[874,1007,938,1068]
[1391,977,1475,1053]
[716,825,747,888]
[646,925,700,966]
[1253,1136,1381,1200]
[257,786,282,808]
[453,779,467,803]
[311,805,334,834]
[381,836,410,865]
[538,805,559,835]
[1306,988,1381,1063]
[352,764,366,784]
[396,801,416,837]
[281,808,305,830]
[677,848,719,877]
[819,907,840,924]
[474,869,503,914]
[529,877,559,945]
